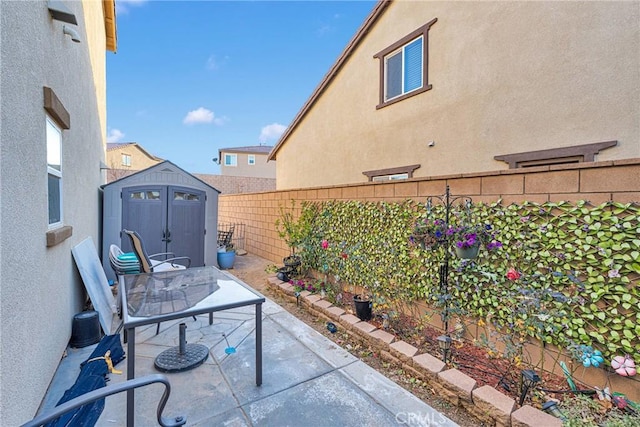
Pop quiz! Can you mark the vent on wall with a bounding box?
[48,0,78,25]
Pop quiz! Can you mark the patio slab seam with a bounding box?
[268,275,558,427]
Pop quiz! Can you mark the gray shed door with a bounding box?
[121,185,206,267]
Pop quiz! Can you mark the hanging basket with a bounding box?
[455,244,480,259]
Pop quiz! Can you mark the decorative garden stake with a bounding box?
[222,333,236,355]
[611,355,637,376]
[578,345,604,367]
[326,322,337,334]
[519,369,540,406]
[437,335,452,364]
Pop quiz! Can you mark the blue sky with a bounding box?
[107,0,376,174]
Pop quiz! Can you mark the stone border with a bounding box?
[268,276,562,427]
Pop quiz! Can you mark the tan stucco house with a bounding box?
[106,141,163,181]
[217,145,275,179]
[269,0,640,189]
[0,1,116,424]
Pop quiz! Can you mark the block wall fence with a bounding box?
[219,159,640,398]
[219,159,640,265]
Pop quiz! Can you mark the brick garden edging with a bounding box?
[268,276,563,427]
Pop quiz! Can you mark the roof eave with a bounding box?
[103,0,117,52]
[267,0,392,161]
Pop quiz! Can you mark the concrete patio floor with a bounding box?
[38,265,458,427]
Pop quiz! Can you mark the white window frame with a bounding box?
[383,36,423,102]
[46,116,63,228]
[248,154,256,165]
[224,153,237,167]
[122,153,131,167]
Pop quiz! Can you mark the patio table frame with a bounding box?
[119,266,265,427]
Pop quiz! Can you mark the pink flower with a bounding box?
[506,268,521,281]
[321,240,329,249]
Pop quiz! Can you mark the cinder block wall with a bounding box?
[219,158,640,398]
[219,159,640,264]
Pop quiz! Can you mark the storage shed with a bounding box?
[101,161,220,281]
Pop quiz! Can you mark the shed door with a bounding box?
[121,185,206,267]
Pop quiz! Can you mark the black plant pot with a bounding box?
[283,255,302,276]
[353,295,372,321]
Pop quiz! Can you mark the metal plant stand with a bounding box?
[426,185,472,359]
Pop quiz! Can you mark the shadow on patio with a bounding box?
[37,253,457,427]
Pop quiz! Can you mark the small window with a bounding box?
[174,192,200,201]
[494,141,618,169]
[130,191,161,200]
[122,154,131,167]
[248,155,256,165]
[46,116,63,227]
[374,18,437,109]
[372,173,409,182]
[363,164,420,182]
[224,153,237,166]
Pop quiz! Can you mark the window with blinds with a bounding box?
[374,18,437,109]
[384,36,423,101]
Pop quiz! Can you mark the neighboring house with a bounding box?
[217,145,276,179]
[269,0,640,189]
[106,141,163,182]
[0,1,116,425]
[194,173,276,195]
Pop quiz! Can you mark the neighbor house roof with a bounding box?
[220,145,273,154]
[106,142,163,161]
[267,0,391,161]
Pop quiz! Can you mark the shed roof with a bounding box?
[101,160,221,193]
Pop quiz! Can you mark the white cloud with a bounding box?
[116,0,147,15]
[107,128,125,143]
[259,123,287,143]
[183,107,213,125]
[183,107,228,125]
[206,55,219,70]
[206,54,230,71]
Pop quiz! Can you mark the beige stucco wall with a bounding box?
[221,152,276,178]
[85,0,108,152]
[276,0,640,189]
[106,144,162,170]
[0,1,109,424]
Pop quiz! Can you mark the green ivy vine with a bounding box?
[278,199,640,361]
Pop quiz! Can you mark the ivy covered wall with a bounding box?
[288,199,639,362]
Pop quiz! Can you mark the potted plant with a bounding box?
[217,243,236,269]
[410,218,448,250]
[448,223,501,259]
[353,290,372,321]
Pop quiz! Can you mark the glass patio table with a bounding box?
[119,265,265,427]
